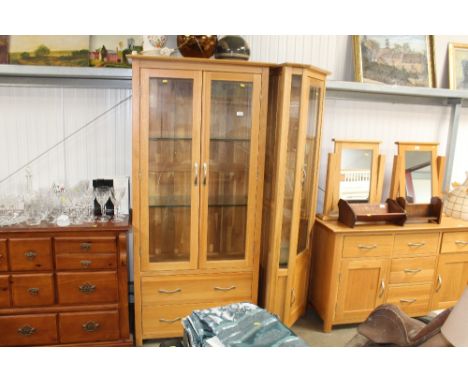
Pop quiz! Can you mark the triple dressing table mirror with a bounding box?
[390,142,445,223]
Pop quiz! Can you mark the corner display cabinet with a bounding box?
[131,56,270,344]
[260,64,329,326]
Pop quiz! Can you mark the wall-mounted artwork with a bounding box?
[449,42,468,90]
[353,35,436,87]
[89,35,143,67]
[9,36,89,67]
[0,36,9,64]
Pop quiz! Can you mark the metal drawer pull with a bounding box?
[404,268,422,274]
[24,251,37,260]
[80,260,92,268]
[202,163,208,186]
[80,242,92,251]
[194,162,199,186]
[18,325,36,336]
[378,280,385,297]
[28,287,40,296]
[79,283,96,294]
[158,288,182,294]
[455,240,468,246]
[82,321,100,332]
[400,298,417,304]
[407,242,426,248]
[159,317,182,324]
[358,244,377,250]
[436,275,443,291]
[214,286,236,292]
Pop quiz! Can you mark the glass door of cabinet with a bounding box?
[140,69,202,271]
[200,72,262,268]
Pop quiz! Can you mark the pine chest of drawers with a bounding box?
[309,216,468,332]
[0,221,132,346]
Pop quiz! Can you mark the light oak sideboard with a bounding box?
[309,216,468,332]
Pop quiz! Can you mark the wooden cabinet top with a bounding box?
[316,215,468,234]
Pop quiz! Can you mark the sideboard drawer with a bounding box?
[386,284,431,316]
[56,271,118,305]
[0,275,10,308]
[342,235,393,258]
[9,238,52,271]
[142,272,252,306]
[441,232,468,254]
[393,233,439,257]
[0,239,7,271]
[389,256,436,284]
[55,237,116,255]
[11,273,55,307]
[55,252,117,271]
[0,313,58,346]
[59,310,120,344]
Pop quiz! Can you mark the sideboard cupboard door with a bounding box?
[432,253,468,309]
[335,258,389,323]
[140,69,202,272]
[200,72,262,269]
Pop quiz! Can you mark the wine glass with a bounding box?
[110,187,126,222]
[94,186,110,222]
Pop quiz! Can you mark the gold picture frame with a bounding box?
[353,35,436,88]
[448,42,468,90]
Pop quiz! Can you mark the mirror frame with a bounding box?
[390,142,444,202]
[323,139,385,217]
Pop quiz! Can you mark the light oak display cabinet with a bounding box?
[131,56,270,344]
[260,64,329,326]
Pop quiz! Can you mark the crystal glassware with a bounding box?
[110,187,126,222]
[94,186,110,222]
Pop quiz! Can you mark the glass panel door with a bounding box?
[141,69,201,271]
[201,72,261,267]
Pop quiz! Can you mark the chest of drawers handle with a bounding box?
[357,244,377,250]
[82,321,100,332]
[24,251,37,260]
[455,240,468,247]
[80,260,93,268]
[214,286,236,292]
[403,268,422,274]
[400,298,416,304]
[159,317,182,324]
[80,242,92,251]
[28,287,40,296]
[17,325,37,336]
[78,283,96,294]
[158,288,182,294]
[407,242,426,248]
[378,280,385,297]
[436,275,443,291]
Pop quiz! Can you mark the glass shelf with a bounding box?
[210,137,250,142]
[149,136,192,141]
[208,195,248,207]
[149,195,191,208]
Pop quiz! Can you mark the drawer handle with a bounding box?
[79,283,96,294]
[400,298,417,304]
[407,242,426,248]
[24,251,37,260]
[28,287,40,296]
[403,268,422,274]
[455,240,468,246]
[18,325,36,336]
[378,280,385,297]
[158,288,182,294]
[159,317,182,324]
[291,288,296,306]
[214,286,236,292]
[82,321,100,332]
[436,275,443,292]
[0,253,3,260]
[80,242,92,251]
[80,260,93,268]
[357,244,377,250]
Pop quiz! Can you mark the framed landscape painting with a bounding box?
[449,42,468,90]
[0,36,9,64]
[353,35,436,87]
[9,36,89,67]
[89,35,143,68]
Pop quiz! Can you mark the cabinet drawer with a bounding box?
[0,239,7,271]
[389,257,436,284]
[59,310,120,344]
[56,252,117,271]
[11,273,55,307]
[0,275,10,308]
[441,232,468,254]
[393,233,439,257]
[55,237,116,255]
[9,238,52,271]
[56,271,118,305]
[386,284,431,316]
[0,313,58,346]
[342,235,393,258]
[142,302,223,338]
[142,273,252,306]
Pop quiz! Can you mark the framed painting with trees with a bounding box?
[353,35,436,88]
[449,42,468,90]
